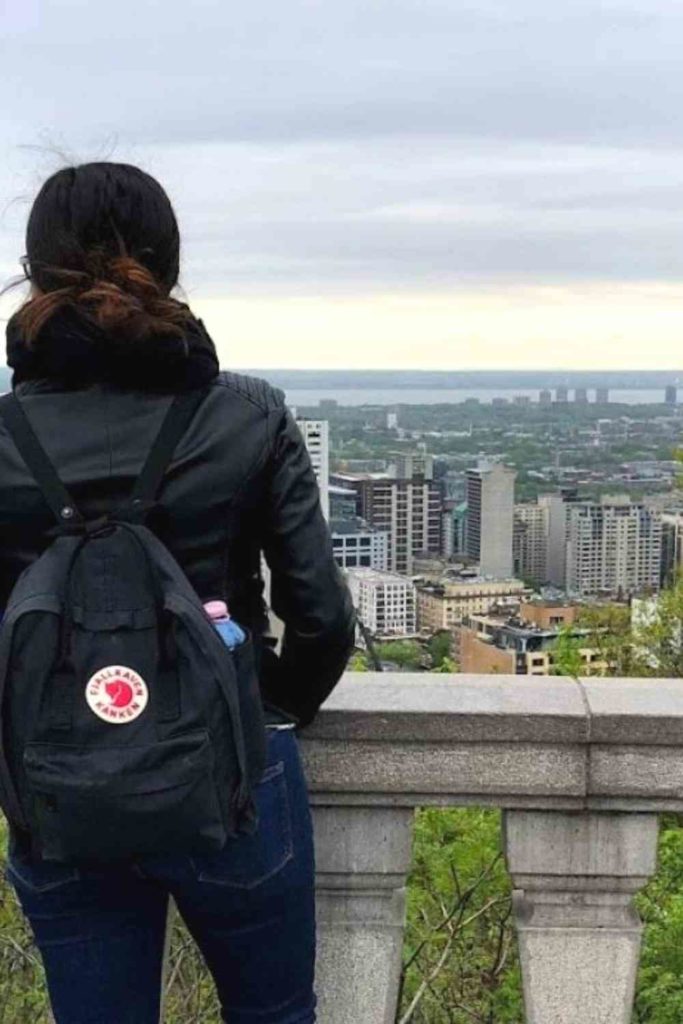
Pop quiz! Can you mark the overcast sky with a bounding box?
[2,0,683,370]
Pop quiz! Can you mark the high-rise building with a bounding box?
[329,484,358,521]
[513,503,549,584]
[556,387,569,403]
[596,387,609,404]
[665,385,677,405]
[331,522,389,572]
[441,499,456,558]
[453,501,468,556]
[347,568,417,638]
[389,452,434,480]
[538,489,580,588]
[660,512,683,585]
[539,389,552,405]
[465,462,516,577]
[332,460,443,576]
[565,496,662,596]
[574,387,588,404]
[296,418,330,520]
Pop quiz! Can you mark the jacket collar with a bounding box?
[6,306,220,394]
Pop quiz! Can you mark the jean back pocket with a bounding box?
[193,760,293,890]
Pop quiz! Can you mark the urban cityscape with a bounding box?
[293,383,683,678]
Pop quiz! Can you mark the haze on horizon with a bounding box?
[2,0,683,373]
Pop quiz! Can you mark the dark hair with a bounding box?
[17,162,192,343]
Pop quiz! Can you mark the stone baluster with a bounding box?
[504,810,659,1024]
[312,803,415,1024]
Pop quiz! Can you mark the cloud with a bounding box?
[1,0,683,371]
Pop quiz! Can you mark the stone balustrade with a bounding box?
[301,672,682,1024]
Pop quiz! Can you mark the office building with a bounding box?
[556,387,569,402]
[514,503,549,584]
[332,460,443,576]
[665,385,677,406]
[596,388,609,403]
[329,484,358,521]
[660,512,683,585]
[539,389,552,405]
[457,602,602,676]
[441,499,456,559]
[417,576,527,633]
[565,496,662,596]
[465,462,516,578]
[296,418,330,521]
[574,388,588,404]
[331,521,389,572]
[538,489,580,589]
[347,568,417,638]
[389,452,434,480]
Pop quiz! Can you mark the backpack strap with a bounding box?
[0,387,210,529]
[0,393,84,526]
[118,386,210,522]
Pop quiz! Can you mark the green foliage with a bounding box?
[632,579,683,679]
[432,656,458,674]
[348,649,370,671]
[634,819,683,1023]
[575,602,637,676]
[399,808,522,1023]
[375,640,425,670]
[426,632,459,673]
[549,625,586,677]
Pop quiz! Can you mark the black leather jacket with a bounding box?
[0,369,355,728]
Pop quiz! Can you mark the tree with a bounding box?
[549,625,586,678]
[375,640,425,671]
[427,631,454,671]
[550,603,640,678]
[632,577,683,678]
[399,808,522,1023]
[432,656,458,674]
[348,650,370,671]
[634,817,683,1024]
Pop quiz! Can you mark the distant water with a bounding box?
[284,387,675,408]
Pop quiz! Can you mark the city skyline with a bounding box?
[4,2,683,370]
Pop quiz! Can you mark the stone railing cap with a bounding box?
[308,672,588,744]
[581,677,683,744]
[305,673,683,747]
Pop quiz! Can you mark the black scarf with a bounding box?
[6,306,220,392]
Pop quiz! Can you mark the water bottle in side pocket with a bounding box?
[203,600,246,650]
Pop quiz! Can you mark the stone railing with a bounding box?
[302,672,681,1024]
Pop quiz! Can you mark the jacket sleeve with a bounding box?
[259,405,356,728]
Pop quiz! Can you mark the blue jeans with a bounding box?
[5,728,316,1024]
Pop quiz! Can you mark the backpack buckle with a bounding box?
[112,498,159,525]
[46,515,114,539]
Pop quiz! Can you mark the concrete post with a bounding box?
[312,804,415,1024]
[504,811,659,1024]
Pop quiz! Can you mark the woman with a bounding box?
[0,162,355,1024]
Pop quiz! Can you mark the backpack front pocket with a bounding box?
[23,730,226,862]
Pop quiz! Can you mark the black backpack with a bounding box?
[0,388,266,863]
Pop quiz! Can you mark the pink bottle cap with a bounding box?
[204,600,228,620]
